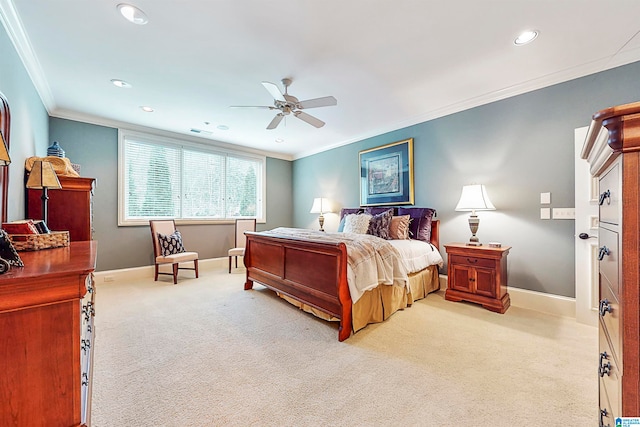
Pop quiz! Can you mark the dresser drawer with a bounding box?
[599,322,620,418]
[599,227,619,299]
[599,281,621,362]
[449,254,495,269]
[599,162,620,226]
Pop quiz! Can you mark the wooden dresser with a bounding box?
[26,176,95,241]
[582,101,640,424]
[0,241,97,426]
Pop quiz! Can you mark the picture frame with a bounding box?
[359,138,414,206]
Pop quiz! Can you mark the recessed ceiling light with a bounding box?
[275,138,284,143]
[514,30,539,46]
[140,106,154,112]
[111,79,132,88]
[117,4,148,25]
[217,125,229,131]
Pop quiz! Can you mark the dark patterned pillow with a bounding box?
[397,207,436,242]
[367,209,393,239]
[0,229,24,267]
[157,230,186,256]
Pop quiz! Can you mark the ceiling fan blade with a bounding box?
[267,113,284,130]
[262,81,286,102]
[294,111,325,128]
[229,105,275,109]
[297,96,337,109]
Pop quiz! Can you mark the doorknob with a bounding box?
[578,232,596,240]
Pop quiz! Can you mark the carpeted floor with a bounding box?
[91,265,596,426]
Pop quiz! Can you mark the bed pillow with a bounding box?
[157,230,186,256]
[343,213,372,234]
[338,208,363,232]
[389,215,411,240]
[367,209,393,239]
[364,206,396,216]
[397,207,436,242]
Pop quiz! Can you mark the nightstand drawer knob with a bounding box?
[466,258,478,264]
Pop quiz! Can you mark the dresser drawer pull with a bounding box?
[599,352,611,377]
[598,246,610,261]
[598,189,611,206]
[466,258,478,264]
[81,339,91,354]
[599,299,613,317]
[599,408,610,427]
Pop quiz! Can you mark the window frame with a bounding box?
[118,129,266,226]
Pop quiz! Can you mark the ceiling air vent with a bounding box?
[190,128,212,135]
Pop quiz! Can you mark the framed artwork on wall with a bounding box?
[359,138,414,206]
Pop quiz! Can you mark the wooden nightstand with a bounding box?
[444,243,511,313]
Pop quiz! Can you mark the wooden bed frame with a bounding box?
[244,220,439,341]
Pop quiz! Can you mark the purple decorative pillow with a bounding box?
[367,209,393,239]
[339,208,363,221]
[364,206,396,216]
[397,207,436,242]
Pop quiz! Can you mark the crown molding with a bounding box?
[0,0,55,111]
[294,54,640,160]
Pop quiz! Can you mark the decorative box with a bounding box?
[9,231,70,251]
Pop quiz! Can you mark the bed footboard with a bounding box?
[244,231,352,341]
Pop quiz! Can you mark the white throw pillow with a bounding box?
[343,213,372,234]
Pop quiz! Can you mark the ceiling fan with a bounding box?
[231,78,337,130]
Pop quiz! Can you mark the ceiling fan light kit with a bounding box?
[231,78,337,130]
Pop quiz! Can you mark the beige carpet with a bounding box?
[91,265,596,426]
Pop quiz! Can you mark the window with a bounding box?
[118,130,265,225]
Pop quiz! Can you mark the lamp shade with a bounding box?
[310,197,332,214]
[0,131,10,166]
[26,160,62,189]
[455,184,495,212]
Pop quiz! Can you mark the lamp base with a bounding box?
[466,242,483,246]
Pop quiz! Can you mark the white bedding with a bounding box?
[264,228,443,304]
[388,239,444,274]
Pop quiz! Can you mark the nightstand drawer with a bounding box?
[449,254,495,269]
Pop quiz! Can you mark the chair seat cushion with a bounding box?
[228,247,245,257]
[156,251,198,263]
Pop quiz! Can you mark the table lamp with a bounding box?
[26,160,61,225]
[0,131,11,274]
[455,184,495,246]
[310,197,332,231]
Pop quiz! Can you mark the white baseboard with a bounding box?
[94,257,229,284]
[438,274,575,319]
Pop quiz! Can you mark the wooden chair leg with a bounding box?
[154,264,159,281]
[172,263,178,284]
[194,259,199,278]
[235,256,238,268]
[228,256,232,273]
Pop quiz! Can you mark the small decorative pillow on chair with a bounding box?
[158,230,186,256]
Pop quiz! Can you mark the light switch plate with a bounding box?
[552,207,575,219]
[540,208,551,219]
[540,192,551,204]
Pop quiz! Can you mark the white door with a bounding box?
[574,126,599,326]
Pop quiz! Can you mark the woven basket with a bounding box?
[9,231,70,251]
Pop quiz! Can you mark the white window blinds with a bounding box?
[119,131,265,225]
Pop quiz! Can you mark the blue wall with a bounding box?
[293,61,640,297]
[0,25,49,220]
